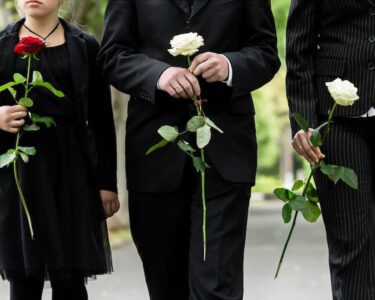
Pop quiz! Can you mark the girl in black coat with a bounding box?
[0,1,119,299]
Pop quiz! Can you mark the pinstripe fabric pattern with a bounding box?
[313,118,375,300]
[286,0,375,135]
[286,1,375,299]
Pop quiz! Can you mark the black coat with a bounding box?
[286,0,375,134]
[0,19,117,193]
[98,0,280,193]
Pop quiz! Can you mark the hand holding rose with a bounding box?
[189,52,229,83]
[0,105,27,133]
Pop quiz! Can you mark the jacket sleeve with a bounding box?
[87,35,118,193]
[223,0,281,96]
[97,0,170,104]
[286,0,319,136]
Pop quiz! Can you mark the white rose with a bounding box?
[168,32,204,56]
[325,78,359,106]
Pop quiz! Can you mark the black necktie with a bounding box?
[187,0,194,8]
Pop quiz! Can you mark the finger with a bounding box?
[206,74,220,83]
[178,77,194,98]
[11,111,27,120]
[292,139,304,156]
[185,72,201,96]
[165,85,179,98]
[9,105,27,113]
[7,127,19,134]
[9,119,25,128]
[201,67,216,80]
[173,84,189,99]
[301,137,319,163]
[193,59,214,77]
[189,52,210,73]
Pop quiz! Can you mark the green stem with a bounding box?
[11,54,34,239]
[274,170,314,279]
[201,149,207,261]
[13,132,34,239]
[322,102,337,142]
[24,56,32,98]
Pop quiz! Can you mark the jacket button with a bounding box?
[369,36,375,43]
[371,7,375,16]
[369,62,375,71]
[185,20,190,29]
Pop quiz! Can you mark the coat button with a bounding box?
[369,62,375,71]
[185,20,190,29]
[371,7,375,16]
[369,36,375,43]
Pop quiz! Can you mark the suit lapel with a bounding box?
[191,0,210,18]
[171,0,190,15]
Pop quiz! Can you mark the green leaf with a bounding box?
[157,125,179,142]
[192,156,209,173]
[7,87,17,99]
[0,152,16,168]
[205,117,224,134]
[310,130,322,147]
[282,204,292,223]
[196,124,211,149]
[20,153,29,163]
[30,113,56,128]
[13,73,26,84]
[32,71,64,98]
[146,139,169,155]
[186,116,205,132]
[273,188,295,202]
[320,162,343,184]
[0,81,19,93]
[306,183,319,203]
[18,97,34,108]
[177,140,196,155]
[302,201,321,223]
[293,112,309,132]
[19,146,36,156]
[23,124,40,132]
[31,70,43,84]
[340,167,358,190]
[289,195,307,211]
[292,180,304,192]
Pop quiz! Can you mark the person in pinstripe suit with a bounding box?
[286,0,375,299]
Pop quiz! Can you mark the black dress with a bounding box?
[0,44,112,280]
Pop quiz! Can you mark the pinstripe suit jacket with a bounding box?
[286,0,375,135]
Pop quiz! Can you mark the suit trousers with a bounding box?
[314,117,375,300]
[128,161,251,300]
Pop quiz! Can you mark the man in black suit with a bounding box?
[98,1,280,299]
[287,0,375,299]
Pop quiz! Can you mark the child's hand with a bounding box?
[0,105,27,133]
[100,190,120,218]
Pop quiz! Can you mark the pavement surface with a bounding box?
[0,200,332,300]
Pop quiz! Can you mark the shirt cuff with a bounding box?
[221,55,233,87]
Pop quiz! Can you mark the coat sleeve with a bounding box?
[97,0,170,104]
[286,0,319,136]
[87,35,118,193]
[223,0,281,97]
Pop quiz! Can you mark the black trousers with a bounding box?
[129,164,251,300]
[9,276,88,300]
[314,117,375,300]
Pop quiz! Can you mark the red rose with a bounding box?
[14,36,46,56]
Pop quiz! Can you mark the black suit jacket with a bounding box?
[99,0,280,193]
[286,0,375,135]
[0,19,117,192]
